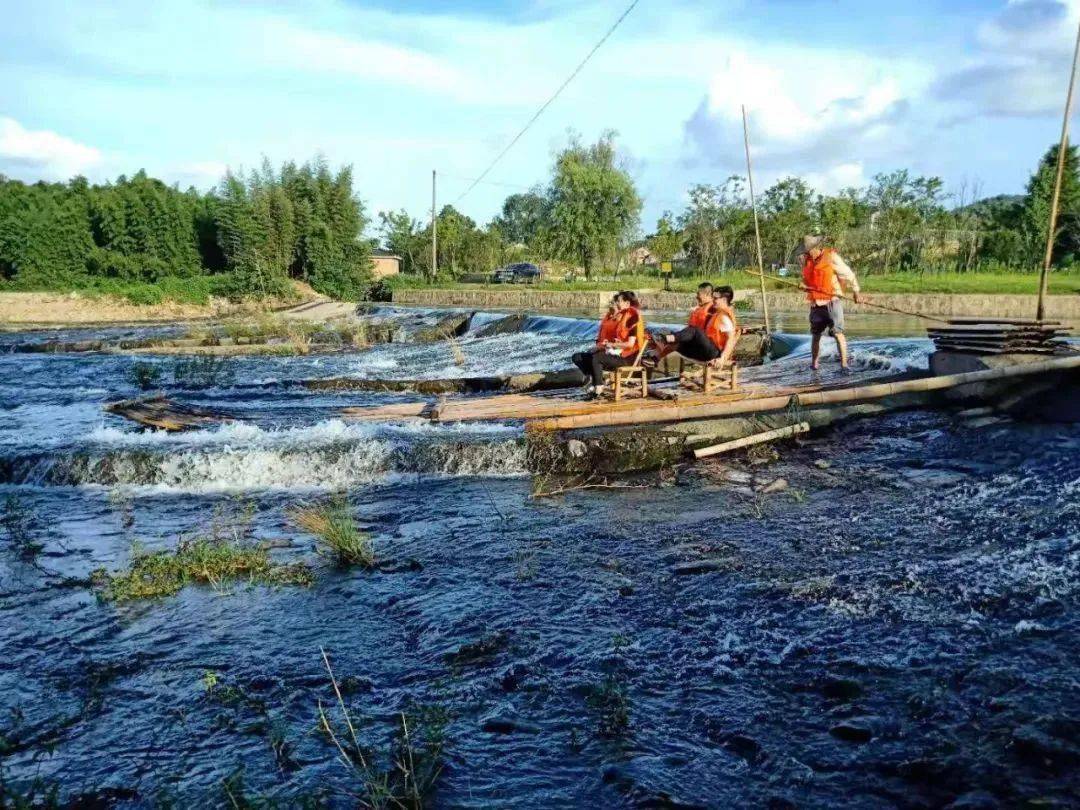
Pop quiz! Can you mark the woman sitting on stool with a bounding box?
[571,290,645,398]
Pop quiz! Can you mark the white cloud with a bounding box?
[803,162,868,195]
[0,116,102,179]
[936,0,1080,118]
[168,160,228,189]
[682,47,923,184]
[263,20,478,100]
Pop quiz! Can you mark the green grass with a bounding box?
[1,273,244,305]
[289,499,375,568]
[380,268,1080,296]
[92,536,314,601]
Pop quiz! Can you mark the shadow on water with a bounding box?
[1,309,1078,806]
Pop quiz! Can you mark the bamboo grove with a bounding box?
[0,157,373,302]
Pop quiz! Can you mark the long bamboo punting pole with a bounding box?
[529,353,1080,431]
[744,268,944,322]
[1038,18,1080,322]
[742,105,771,334]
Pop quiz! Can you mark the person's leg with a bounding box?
[835,332,850,368]
[809,305,829,369]
[669,327,719,363]
[589,351,628,387]
[571,351,593,381]
[679,328,720,363]
[828,300,849,369]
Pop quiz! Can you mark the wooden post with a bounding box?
[693,421,810,459]
[742,105,771,334]
[431,170,438,280]
[1038,18,1080,322]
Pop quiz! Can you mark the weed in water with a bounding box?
[289,499,375,568]
[128,361,162,391]
[586,675,631,738]
[746,443,780,465]
[318,648,447,808]
[92,526,313,602]
[172,354,235,388]
[1,495,44,560]
[513,546,537,581]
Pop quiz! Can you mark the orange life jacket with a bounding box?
[705,302,737,350]
[687,302,712,331]
[803,248,839,303]
[613,306,645,358]
[596,312,619,345]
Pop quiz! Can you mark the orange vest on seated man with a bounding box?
[595,310,620,345]
[704,302,738,351]
[687,301,712,331]
[612,306,646,358]
[802,248,847,305]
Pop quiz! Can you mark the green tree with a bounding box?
[647,212,682,263]
[547,131,641,278]
[760,177,814,266]
[493,191,549,246]
[1021,143,1080,267]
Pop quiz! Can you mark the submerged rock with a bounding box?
[672,560,729,577]
[755,478,789,494]
[820,676,864,701]
[829,720,874,743]
[481,714,541,735]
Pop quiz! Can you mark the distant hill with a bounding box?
[956,194,1024,219]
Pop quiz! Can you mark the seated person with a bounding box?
[571,290,645,398]
[571,295,619,383]
[646,283,737,365]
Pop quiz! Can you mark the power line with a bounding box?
[453,0,642,205]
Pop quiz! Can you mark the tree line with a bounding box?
[0,157,373,300]
[380,139,1080,282]
[2,136,1077,303]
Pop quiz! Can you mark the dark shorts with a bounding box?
[810,300,845,336]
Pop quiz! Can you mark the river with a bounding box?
[0,307,1077,808]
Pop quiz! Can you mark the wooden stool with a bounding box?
[678,355,738,392]
[603,345,649,401]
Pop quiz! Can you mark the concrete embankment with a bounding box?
[391,287,1080,319]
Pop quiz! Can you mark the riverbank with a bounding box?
[0,289,341,329]
[391,287,1080,319]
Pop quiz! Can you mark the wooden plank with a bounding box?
[946,318,1064,326]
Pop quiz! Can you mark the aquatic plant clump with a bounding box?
[289,500,375,568]
[318,649,448,808]
[92,537,314,602]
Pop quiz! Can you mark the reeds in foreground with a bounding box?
[289,499,375,568]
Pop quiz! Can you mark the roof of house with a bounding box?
[372,249,402,259]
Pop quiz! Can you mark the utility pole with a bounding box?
[1038,18,1080,322]
[431,170,438,280]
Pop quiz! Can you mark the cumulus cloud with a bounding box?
[934,0,1080,118]
[682,49,919,191]
[0,116,102,179]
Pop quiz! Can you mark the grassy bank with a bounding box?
[382,269,1080,296]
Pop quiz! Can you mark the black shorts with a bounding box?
[810,300,845,336]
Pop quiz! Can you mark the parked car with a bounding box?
[491,262,542,284]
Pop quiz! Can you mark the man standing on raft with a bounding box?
[802,235,862,372]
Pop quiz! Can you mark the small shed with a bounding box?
[371,249,402,278]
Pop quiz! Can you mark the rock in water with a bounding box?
[473,313,528,337]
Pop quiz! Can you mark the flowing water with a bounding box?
[1,308,1077,808]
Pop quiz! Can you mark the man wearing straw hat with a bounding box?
[802,235,862,372]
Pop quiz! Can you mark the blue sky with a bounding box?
[1,0,1079,236]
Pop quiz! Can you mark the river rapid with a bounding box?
[0,307,1077,808]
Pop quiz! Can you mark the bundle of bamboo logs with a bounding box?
[928,318,1073,355]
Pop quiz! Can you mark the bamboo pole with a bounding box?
[742,105,771,334]
[1038,20,1080,322]
[530,353,1080,431]
[693,421,809,459]
[744,267,944,322]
